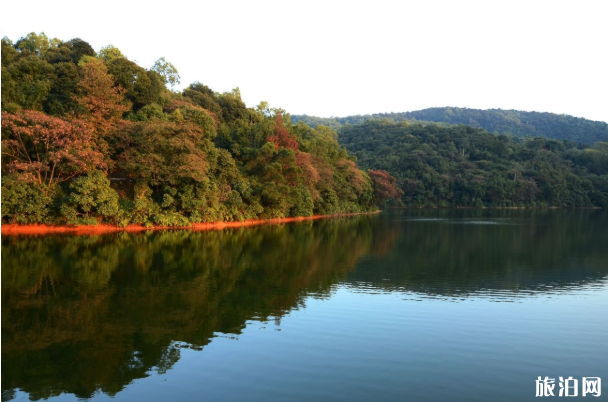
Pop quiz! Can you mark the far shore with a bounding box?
[0,211,381,236]
[389,206,603,210]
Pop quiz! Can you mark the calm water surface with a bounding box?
[2,210,607,401]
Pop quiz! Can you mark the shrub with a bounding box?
[60,171,119,225]
[1,176,53,224]
[152,211,190,227]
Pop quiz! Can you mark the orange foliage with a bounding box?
[268,112,298,151]
[295,152,320,184]
[311,155,334,187]
[338,159,368,194]
[369,169,402,205]
[75,58,128,137]
[1,110,106,186]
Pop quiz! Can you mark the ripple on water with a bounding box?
[399,217,517,225]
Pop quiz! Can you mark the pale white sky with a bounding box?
[2,0,607,122]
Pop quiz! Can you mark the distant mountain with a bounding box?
[291,108,608,145]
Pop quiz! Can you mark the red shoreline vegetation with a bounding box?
[1,211,380,236]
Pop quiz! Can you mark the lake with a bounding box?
[2,209,607,401]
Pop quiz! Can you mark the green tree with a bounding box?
[1,175,54,223]
[151,57,180,88]
[60,170,120,225]
[98,45,125,62]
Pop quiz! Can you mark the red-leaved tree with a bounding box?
[1,110,106,188]
[267,112,298,151]
[369,169,402,206]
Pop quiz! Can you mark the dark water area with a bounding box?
[2,210,607,401]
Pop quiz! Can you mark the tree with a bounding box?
[118,121,209,186]
[3,55,54,110]
[44,61,80,115]
[98,45,125,62]
[1,110,106,188]
[1,175,54,223]
[106,57,165,110]
[151,57,180,88]
[75,57,129,138]
[60,170,120,225]
[44,38,96,65]
[369,169,402,206]
[217,88,249,123]
[14,32,58,55]
[183,83,223,118]
[268,112,298,151]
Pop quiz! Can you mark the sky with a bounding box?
[2,0,607,122]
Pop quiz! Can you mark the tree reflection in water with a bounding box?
[2,210,607,400]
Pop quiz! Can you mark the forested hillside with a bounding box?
[1,33,380,226]
[339,120,608,207]
[293,108,608,145]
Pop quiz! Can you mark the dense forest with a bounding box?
[1,33,389,226]
[293,107,608,145]
[2,32,606,221]
[339,120,608,207]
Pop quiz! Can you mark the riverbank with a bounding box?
[0,211,381,236]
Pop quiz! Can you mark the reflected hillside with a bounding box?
[2,210,608,401]
[1,217,377,401]
[347,209,608,296]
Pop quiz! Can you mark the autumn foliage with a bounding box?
[268,112,298,151]
[1,110,106,186]
[1,33,376,226]
[368,169,402,206]
[75,58,128,137]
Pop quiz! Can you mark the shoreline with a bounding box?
[0,211,381,236]
[389,206,603,210]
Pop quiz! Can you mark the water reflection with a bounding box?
[348,209,608,298]
[2,217,376,400]
[2,210,607,401]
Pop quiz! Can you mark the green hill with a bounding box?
[292,107,608,145]
[338,120,608,207]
